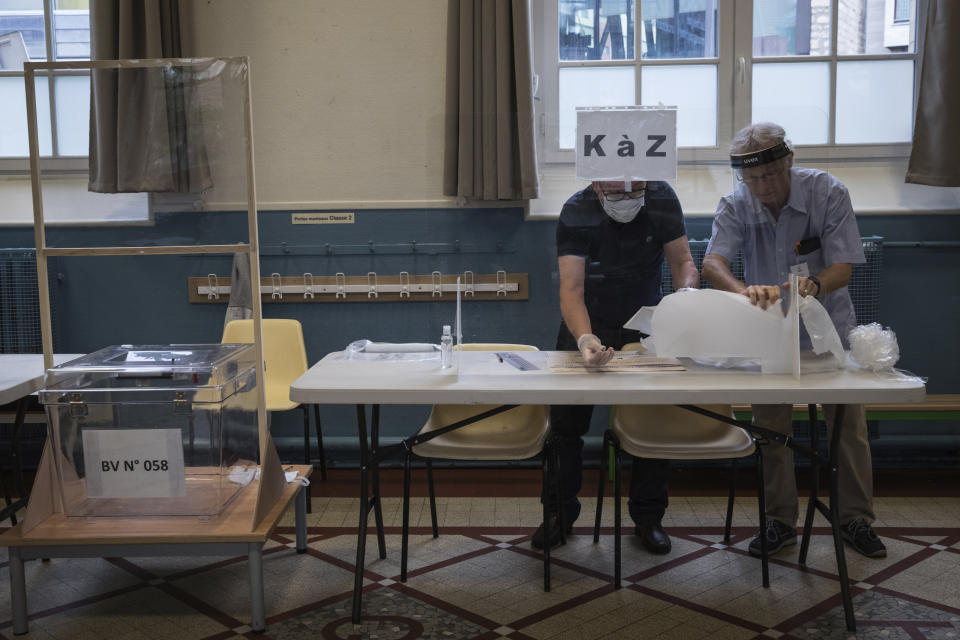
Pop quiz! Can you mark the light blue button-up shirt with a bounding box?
[706,167,865,348]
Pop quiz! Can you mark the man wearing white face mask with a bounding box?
[532,179,698,552]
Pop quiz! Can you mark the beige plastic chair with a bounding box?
[222,319,326,482]
[593,344,769,588]
[400,344,561,590]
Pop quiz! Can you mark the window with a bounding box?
[0,0,90,168]
[535,0,918,163]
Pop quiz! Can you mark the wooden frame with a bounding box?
[23,57,285,532]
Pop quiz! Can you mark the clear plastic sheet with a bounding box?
[798,295,845,368]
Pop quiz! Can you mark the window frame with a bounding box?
[534,0,921,167]
[0,0,89,172]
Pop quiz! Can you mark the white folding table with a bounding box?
[0,354,82,524]
[291,350,926,630]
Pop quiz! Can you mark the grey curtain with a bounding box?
[906,0,960,187]
[88,0,211,193]
[443,0,540,201]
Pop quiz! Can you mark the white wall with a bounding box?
[184,0,453,210]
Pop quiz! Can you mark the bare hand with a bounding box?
[782,277,818,297]
[742,285,781,309]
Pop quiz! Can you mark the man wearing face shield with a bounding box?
[532,178,699,552]
[702,122,886,560]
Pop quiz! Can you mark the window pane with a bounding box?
[752,62,829,145]
[0,0,45,61]
[0,74,51,156]
[52,7,89,60]
[837,0,914,55]
[836,60,912,143]
[559,0,635,61]
[641,64,716,146]
[753,0,831,57]
[640,0,717,59]
[558,66,635,149]
[55,73,87,154]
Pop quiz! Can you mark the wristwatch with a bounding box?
[808,275,821,297]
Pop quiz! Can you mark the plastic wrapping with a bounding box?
[798,295,845,368]
[848,323,901,372]
[341,339,439,361]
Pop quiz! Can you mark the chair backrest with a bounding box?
[222,319,309,389]
[455,343,537,351]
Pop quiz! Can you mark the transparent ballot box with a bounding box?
[39,344,260,517]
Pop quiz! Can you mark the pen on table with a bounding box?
[497,354,504,363]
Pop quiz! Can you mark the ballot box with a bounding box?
[39,344,260,517]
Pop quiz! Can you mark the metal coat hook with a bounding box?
[399,271,411,299]
[463,270,475,297]
[335,272,347,299]
[368,241,375,253]
[367,272,379,298]
[303,273,315,300]
[206,273,219,300]
[270,273,283,300]
[496,270,507,297]
[431,270,443,297]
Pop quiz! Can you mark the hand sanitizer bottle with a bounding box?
[440,325,453,368]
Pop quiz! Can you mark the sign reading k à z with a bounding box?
[576,107,678,181]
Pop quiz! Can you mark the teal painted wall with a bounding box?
[2,210,958,466]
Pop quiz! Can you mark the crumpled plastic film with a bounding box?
[848,323,900,372]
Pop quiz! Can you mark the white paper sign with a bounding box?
[575,107,677,181]
[82,428,186,499]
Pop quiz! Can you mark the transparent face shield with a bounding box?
[729,142,792,184]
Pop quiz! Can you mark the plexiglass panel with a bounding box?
[640,0,718,59]
[55,73,89,154]
[752,62,829,145]
[559,0,634,61]
[836,60,913,143]
[838,0,914,54]
[641,64,716,147]
[753,0,831,57]
[0,75,51,155]
[559,66,635,149]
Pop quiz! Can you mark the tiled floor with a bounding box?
[2,495,959,639]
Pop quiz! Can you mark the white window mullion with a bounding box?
[42,0,59,157]
[828,0,840,146]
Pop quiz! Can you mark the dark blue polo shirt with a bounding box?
[556,182,686,329]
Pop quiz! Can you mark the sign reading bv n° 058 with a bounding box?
[576,107,677,182]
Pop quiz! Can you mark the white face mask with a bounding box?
[601,193,645,223]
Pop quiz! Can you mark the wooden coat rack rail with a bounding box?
[188,271,529,303]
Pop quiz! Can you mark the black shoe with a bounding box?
[635,521,672,554]
[531,513,573,550]
[841,519,887,558]
[749,519,797,557]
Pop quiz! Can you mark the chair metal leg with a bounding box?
[799,403,820,564]
[541,449,552,592]
[614,441,622,589]
[550,438,567,545]
[724,458,738,542]
[302,405,311,466]
[756,446,770,588]
[425,460,439,538]
[401,451,412,582]
[313,404,327,480]
[301,405,312,513]
[594,431,610,543]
